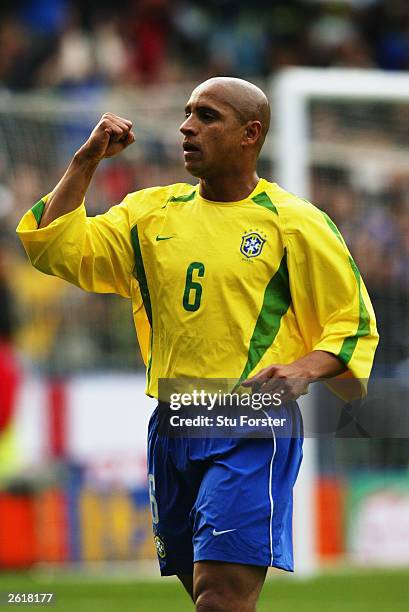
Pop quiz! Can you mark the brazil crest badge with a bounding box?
[154,534,166,559]
[240,232,266,258]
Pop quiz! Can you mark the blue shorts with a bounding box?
[147,402,303,575]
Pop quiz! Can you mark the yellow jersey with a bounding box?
[16,178,378,398]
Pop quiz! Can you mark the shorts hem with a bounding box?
[159,564,193,577]
[194,550,293,572]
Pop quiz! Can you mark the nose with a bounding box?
[180,114,197,136]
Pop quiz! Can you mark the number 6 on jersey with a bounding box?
[183,262,205,312]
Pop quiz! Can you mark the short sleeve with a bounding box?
[16,194,134,298]
[284,202,378,394]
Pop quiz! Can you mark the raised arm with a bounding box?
[39,113,135,228]
[17,113,138,298]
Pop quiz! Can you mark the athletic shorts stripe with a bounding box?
[262,408,277,566]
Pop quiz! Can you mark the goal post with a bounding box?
[274,67,409,198]
[272,67,409,577]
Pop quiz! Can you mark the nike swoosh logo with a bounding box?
[212,528,237,536]
[156,235,175,241]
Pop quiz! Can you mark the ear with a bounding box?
[241,121,262,148]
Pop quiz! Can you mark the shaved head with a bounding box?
[180,76,270,184]
[192,77,271,150]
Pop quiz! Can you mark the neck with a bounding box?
[199,171,260,202]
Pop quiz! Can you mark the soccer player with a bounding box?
[17,77,378,611]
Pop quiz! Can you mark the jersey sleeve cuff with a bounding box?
[312,339,369,400]
[16,198,86,236]
[16,198,86,267]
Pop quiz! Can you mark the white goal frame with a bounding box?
[272,68,409,577]
[274,67,409,197]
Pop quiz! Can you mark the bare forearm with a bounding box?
[39,151,99,228]
[289,350,346,380]
[38,113,135,229]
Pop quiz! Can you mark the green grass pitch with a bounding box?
[0,568,408,611]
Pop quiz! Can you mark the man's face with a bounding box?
[179,85,245,179]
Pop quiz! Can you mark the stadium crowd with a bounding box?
[1,0,409,92]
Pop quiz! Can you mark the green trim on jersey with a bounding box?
[238,250,291,383]
[31,199,46,225]
[322,211,347,248]
[252,191,278,215]
[146,331,153,389]
[168,190,196,203]
[131,225,152,326]
[339,256,371,364]
[321,211,371,364]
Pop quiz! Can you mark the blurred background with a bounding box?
[1,0,409,610]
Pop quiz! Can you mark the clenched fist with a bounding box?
[37,113,136,228]
[78,112,135,162]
